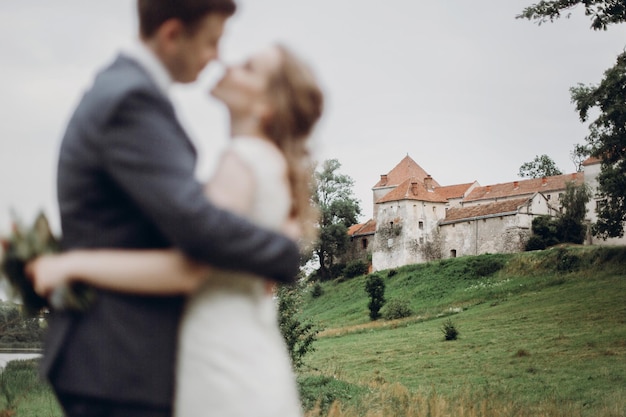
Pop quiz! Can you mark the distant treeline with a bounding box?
[0,302,44,350]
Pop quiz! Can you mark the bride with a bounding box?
[28,43,323,417]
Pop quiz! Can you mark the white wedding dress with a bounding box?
[175,137,303,417]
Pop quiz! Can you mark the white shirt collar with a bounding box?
[121,40,173,97]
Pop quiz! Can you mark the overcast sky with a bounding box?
[2,1,626,235]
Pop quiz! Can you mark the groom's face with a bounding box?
[165,13,228,83]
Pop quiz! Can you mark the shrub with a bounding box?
[343,260,369,279]
[310,283,324,298]
[555,248,580,272]
[441,319,459,341]
[277,284,320,370]
[525,235,546,251]
[365,274,386,321]
[329,263,346,280]
[298,375,367,415]
[382,299,414,320]
[461,255,507,279]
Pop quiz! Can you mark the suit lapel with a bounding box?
[114,55,198,158]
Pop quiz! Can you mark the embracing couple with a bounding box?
[27,1,323,416]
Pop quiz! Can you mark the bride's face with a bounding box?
[211,46,282,119]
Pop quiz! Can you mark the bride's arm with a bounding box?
[29,150,258,297]
[28,249,207,297]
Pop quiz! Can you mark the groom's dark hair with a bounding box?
[138,0,236,38]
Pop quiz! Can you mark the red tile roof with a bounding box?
[348,219,376,236]
[347,223,364,235]
[442,197,531,223]
[582,156,601,166]
[373,155,441,188]
[377,177,449,204]
[376,178,475,204]
[463,172,582,203]
[437,182,475,200]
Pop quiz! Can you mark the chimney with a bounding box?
[424,175,433,190]
[513,181,519,189]
[410,181,419,195]
[486,185,492,193]
[380,174,388,185]
[571,173,577,180]
[542,177,547,186]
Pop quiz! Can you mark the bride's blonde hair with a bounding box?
[261,44,323,249]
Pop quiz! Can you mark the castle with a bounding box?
[347,155,626,272]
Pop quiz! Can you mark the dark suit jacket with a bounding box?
[43,55,300,407]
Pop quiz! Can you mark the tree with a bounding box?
[557,182,592,243]
[517,1,626,30]
[525,182,591,250]
[519,1,626,238]
[365,274,385,321]
[312,159,361,281]
[526,215,559,251]
[571,56,626,238]
[518,154,563,178]
[276,282,320,371]
[0,302,44,346]
[570,143,591,172]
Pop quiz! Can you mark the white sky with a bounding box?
[2,1,626,235]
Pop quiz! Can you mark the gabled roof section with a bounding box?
[376,180,475,205]
[436,182,476,200]
[463,172,583,203]
[348,219,376,236]
[373,155,441,188]
[442,197,531,223]
[377,177,449,204]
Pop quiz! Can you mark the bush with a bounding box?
[343,260,369,279]
[365,274,386,321]
[298,375,367,415]
[329,263,346,280]
[555,248,581,272]
[382,299,414,320]
[277,284,320,370]
[311,283,324,298]
[468,256,506,277]
[525,235,546,251]
[441,319,459,341]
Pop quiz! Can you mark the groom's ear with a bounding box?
[154,18,186,52]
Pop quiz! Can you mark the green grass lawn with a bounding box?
[298,246,626,416]
[2,246,625,416]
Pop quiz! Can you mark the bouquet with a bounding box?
[0,212,95,317]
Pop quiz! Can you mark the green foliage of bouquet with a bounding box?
[0,212,95,317]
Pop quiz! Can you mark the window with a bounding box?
[450,249,457,258]
[418,221,424,230]
[361,238,368,250]
[419,237,424,244]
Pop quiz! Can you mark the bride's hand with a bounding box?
[26,254,73,298]
[282,216,302,242]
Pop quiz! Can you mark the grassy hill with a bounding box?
[298,245,626,417]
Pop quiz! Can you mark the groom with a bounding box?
[42,1,301,416]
